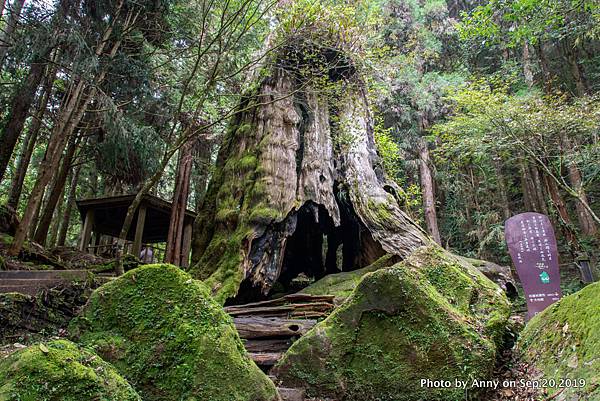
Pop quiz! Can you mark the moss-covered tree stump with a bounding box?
[518,281,600,401]
[0,339,141,401]
[273,246,510,401]
[70,264,278,401]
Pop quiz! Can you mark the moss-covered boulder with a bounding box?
[0,339,141,401]
[70,264,278,401]
[273,245,510,401]
[300,254,398,303]
[517,281,600,401]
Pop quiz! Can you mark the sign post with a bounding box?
[505,212,562,319]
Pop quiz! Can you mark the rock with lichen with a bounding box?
[517,281,600,401]
[273,245,510,401]
[70,264,278,401]
[0,339,141,401]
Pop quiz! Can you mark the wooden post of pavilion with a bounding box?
[79,209,94,251]
[132,204,147,258]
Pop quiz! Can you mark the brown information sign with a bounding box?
[505,212,562,318]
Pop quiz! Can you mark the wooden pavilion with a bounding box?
[76,194,197,267]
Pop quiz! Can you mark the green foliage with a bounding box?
[0,339,141,401]
[71,264,277,401]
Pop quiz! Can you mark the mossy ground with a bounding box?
[274,245,510,401]
[70,264,277,401]
[518,281,600,400]
[0,339,141,401]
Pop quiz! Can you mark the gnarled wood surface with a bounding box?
[191,68,429,303]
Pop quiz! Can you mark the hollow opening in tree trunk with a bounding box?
[229,188,386,305]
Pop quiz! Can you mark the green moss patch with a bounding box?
[301,254,397,303]
[518,281,600,400]
[274,245,510,401]
[0,339,140,401]
[70,264,277,401]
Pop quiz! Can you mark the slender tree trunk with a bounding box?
[418,139,441,245]
[530,165,548,215]
[544,174,578,250]
[56,165,81,246]
[9,3,128,255]
[47,184,66,248]
[562,41,587,96]
[0,50,50,184]
[27,186,45,238]
[535,43,553,94]
[0,0,26,69]
[165,141,193,265]
[567,163,597,236]
[494,157,511,220]
[7,67,55,208]
[194,140,214,211]
[522,41,534,88]
[520,162,535,211]
[33,135,78,246]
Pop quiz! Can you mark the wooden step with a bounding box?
[0,285,39,296]
[0,270,90,280]
[249,352,282,366]
[244,338,292,353]
[277,387,305,401]
[233,316,316,339]
[0,278,66,286]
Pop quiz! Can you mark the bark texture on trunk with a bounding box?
[0,51,49,184]
[191,70,428,304]
[418,139,441,245]
[165,140,194,265]
[33,135,78,246]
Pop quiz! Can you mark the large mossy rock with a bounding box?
[0,339,141,401]
[300,254,398,304]
[70,264,278,401]
[518,281,600,401]
[273,245,510,401]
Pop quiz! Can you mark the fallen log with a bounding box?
[233,316,317,339]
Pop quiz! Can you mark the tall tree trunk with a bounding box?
[191,70,429,304]
[56,165,81,247]
[567,163,597,236]
[562,41,587,96]
[418,139,441,245]
[9,2,128,255]
[522,41,534,88]
[0,0,26,69]
[7,67,55,208]
[535,43,553,94]
[0,50,50,184]
[165,141,193,265]
[33,134,79,246]
[494,157,511,220]
[194,140,215,211]
[47,183,66,248]
[543,174,578,250]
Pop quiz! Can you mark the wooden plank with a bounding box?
[0,270,90,280]
[227,302,334,317]
[244,339,292,353]
[277,387,305,401]
[233,317,317,339]
[249,352,282,366]
[225,294,334,312]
